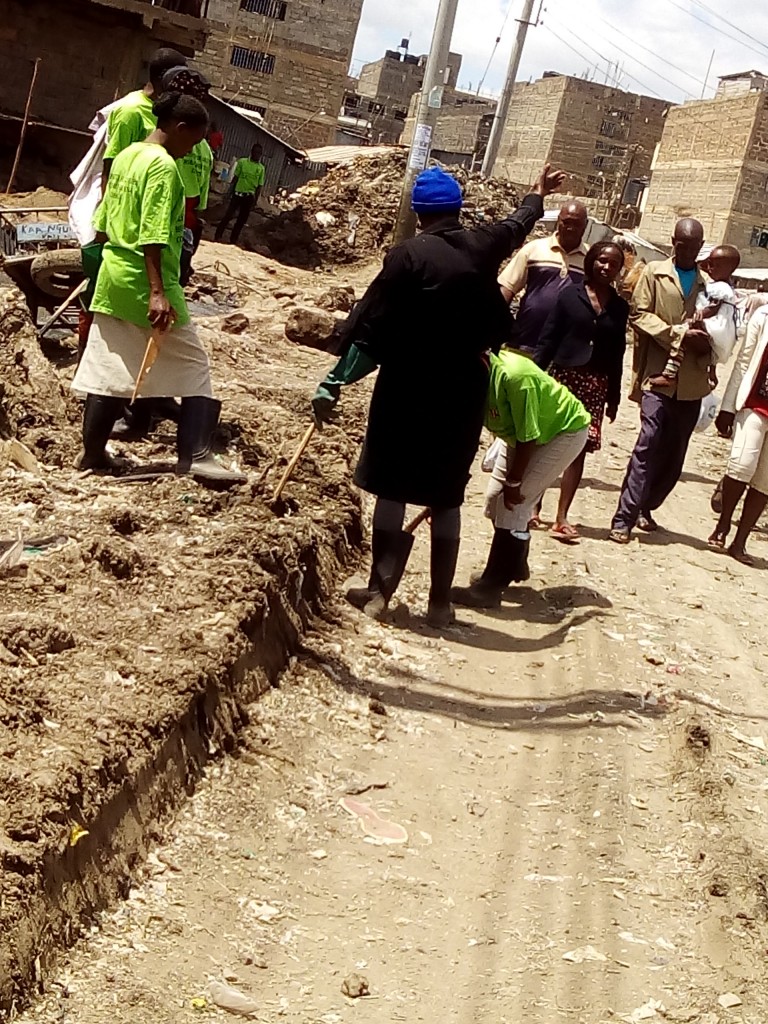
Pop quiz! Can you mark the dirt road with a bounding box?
[15,363,768,1024]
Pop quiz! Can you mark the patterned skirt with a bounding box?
[550,366,609,454]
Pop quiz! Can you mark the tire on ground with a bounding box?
[30,248,84,299]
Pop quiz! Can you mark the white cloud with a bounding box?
[352,0,768,104]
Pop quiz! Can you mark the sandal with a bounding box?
[528,514,545,530]
[707,531,727,551]
[550,523,581,544]
[609,528,631,545]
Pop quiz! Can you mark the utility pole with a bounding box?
[481,0,537,177]
[392,0,460,244]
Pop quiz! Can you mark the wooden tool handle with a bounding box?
[404,507,431,535]
[272,422,316,502]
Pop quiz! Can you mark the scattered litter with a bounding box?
[629,795,649,810]
[245,901,281,924]
[562,945,607,963]
[620,998,666,1022]
[339,796,408,845]
[69,824,89,847]
[718,993,743,1009]
[729,729,766,752]
[603,630,625,642]
[525,873,570,884]
[208,979,259,1017]
[309,849,328,860]
[341,973,369,999]
[619,931,648,945]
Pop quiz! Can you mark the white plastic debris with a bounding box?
[208,980,259,1016]
[562,945,607,963]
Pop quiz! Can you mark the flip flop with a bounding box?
[339,797,408,845]
[528,515,545,530]
[707,532,727,551]
[609,529,631,545]
[550,523,581,544]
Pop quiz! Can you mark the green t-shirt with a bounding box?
[104,90,156,160]
[485,350,591,446]
[177,139,214,210]
[91,142,188,328]
[233,157,265,195]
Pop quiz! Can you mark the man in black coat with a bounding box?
[312,162,566,627]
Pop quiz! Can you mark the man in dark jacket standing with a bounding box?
[312,162,566,627]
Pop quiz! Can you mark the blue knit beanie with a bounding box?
[411,167,463,215]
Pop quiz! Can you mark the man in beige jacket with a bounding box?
[610,218,712,542]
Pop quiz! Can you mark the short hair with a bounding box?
[584,240,624,279]
[153,92,210,131]
[149,48,187,84]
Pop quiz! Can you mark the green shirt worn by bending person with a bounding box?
[485,350,591,447]
[91,142,188,329]
[233,157,265,195]
[177,139,214,209]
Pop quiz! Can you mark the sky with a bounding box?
[351,0,768,105]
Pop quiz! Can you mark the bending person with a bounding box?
[72,93,244,485]
[535,241,628,541]
[709,304,768,565]
[312,163,566,628]
[452,351,591,608]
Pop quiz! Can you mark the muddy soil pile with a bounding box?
[0,246,369,1012]
[235,152,521,268]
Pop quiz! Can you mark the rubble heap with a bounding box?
[237,152,521,269]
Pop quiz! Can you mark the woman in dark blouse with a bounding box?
[535,240,629,542]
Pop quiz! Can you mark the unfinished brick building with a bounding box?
[401,89,496,167]
[0,0,211,190]
[495,73,668,214]
[198,0,364,150]
[639,72,768,264]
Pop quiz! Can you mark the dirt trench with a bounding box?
[0,254,370,1016]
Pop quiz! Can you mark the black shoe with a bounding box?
[451,581,502,609]
[637,513,658,533]
[77,394,124,471]
[176,397,246,485]
[110,398,154,441]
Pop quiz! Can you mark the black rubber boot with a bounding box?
[345,528,399,619]
[77,394,124,471]
[426,535,459,628]
[452,529,529,608]
[176,396,246,485]
[111,398,154,441]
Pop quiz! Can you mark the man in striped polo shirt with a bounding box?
[498,200,589,356]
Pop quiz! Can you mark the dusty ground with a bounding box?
[11,251,768,1024]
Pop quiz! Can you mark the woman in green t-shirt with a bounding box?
[72,92,244,485]
[452,350,591,607]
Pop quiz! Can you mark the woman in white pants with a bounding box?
[709,304,768,564]
[452,350,590,607]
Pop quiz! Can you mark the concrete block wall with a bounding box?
[200,0,363,147]
[496,77,565,186]
[639,93,762,248]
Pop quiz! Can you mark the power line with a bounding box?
[476,0,516,96]
[687,0,768,58]
[665,0,768,62]
[545,24,664,98]
[594,15,708,92]
[557,17,693,98]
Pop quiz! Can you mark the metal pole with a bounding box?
[701,48,715,100]
[392,0,460,244]
[481,0,535,178]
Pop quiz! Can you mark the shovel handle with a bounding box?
[404,507,431,535]
[272,422,316,502]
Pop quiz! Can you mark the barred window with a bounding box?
[239,0,287,19]
[230,46,276,74]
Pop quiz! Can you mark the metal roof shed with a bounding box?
[207,95,305,200]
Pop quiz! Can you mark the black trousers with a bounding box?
[215,194,254,244]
